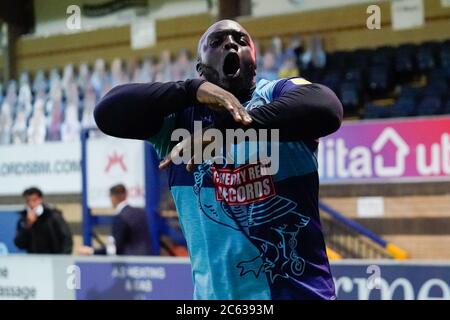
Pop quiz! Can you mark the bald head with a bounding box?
[196,19,257,99]
[197,20,254,60]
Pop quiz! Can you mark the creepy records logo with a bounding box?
[211,163,276,205]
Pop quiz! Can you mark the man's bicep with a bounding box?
[272,77,312,99]
[248,78,342,140]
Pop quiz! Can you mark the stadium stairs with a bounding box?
[320,201,409,260]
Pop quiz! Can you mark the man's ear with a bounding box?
[196,63,203,76]
[196,58,204,76]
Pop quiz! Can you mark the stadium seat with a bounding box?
[423,81,448,97]
[395,44,417,83]
[391,101,417,118]
[348,49,370,70]
[400,85,421,98]
[344,67,365,84]
[321,69,342,94]
[326,51,349,70]
[439,41,450,68]
[442,98,450,115]
[416,94,443,115]
[372,46,394,68]
[339,81,361,116]
[363,103,391,119]
[428,68,448,84]
[300,66,323,83]
[367,64,393,97]
[417,42,438,73]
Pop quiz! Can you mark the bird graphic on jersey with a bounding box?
[193,160,311,284]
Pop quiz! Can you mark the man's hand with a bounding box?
[160,82,253,171]
[159,127,213,172]
[77,246,94,255]
[197,82,252,125]
[26,210,37,228]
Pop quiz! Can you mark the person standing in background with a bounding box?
[78,183,188,256]
[79,184,154,256]
[14,187,73,254]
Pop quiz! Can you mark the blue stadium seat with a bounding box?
[417,42,438,73]
[344,67,364,84]
[349,49,370,69]
[327,51,350,70]
[390,103,413,118]
[364,103,391,119]
[399,85,420,99]
[395,44,417,82]
[339,81,360,116]
[372,46,394,68]
[300,66,323,83]
[428,68,448,85]
[443,98,450,115]
[367,64,393,97]
[321,69,342,94]
[392,95,417,117]
[423,81,448,97]
[416,95,443,116]
[439,41,450,68]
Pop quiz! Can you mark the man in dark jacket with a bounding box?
[78,183,153,256]
[108,183,153,255]
[14,187,73,254]
[79,184,188,256]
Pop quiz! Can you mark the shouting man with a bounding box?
[94,20,343,300]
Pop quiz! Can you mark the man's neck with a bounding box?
[115,200,128,214]
[235,84,256,103]
[225,80,255,103]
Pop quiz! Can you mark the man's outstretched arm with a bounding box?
[94,80,252,140]
[215,81,344,140]
[94,80,205,140]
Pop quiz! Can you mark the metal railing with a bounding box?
[321,215,391,259]
[319,201,408,259]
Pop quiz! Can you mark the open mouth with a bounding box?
[223,52,241,78]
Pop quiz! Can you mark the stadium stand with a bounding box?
[1,38,450,146]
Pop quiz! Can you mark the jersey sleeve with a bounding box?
[147,113,178,160]
[254,79,279,103]
[255,77,312,103]
[272,77,312,100]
